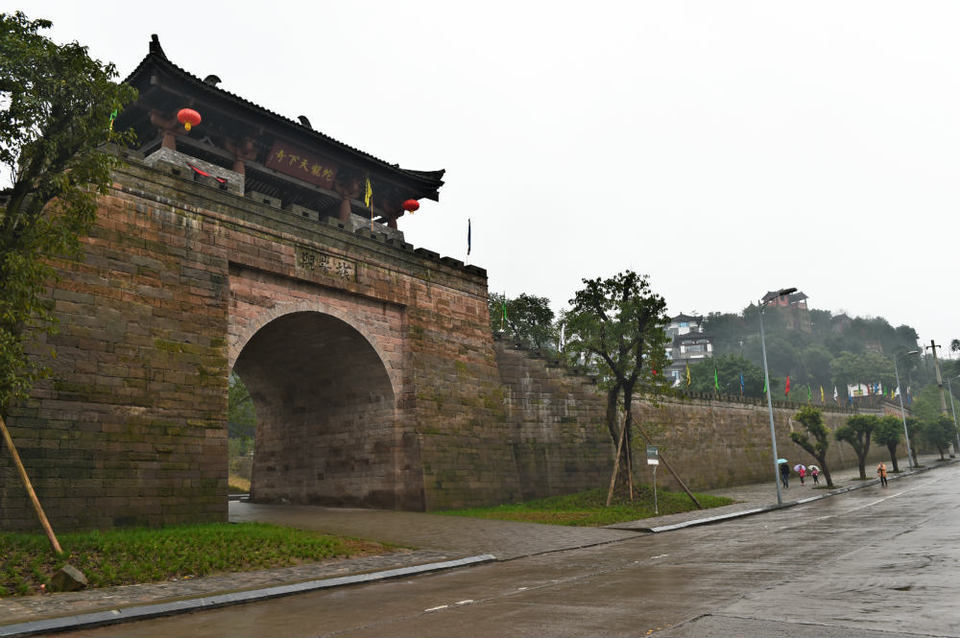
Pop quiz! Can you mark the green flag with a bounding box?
[714,367,719,392]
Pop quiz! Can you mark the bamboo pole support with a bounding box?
[605,414,628,507]
[634,422,703,510]
[0,415,64,554]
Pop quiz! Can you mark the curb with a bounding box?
[0,554,496,638]
[616,459,953,533]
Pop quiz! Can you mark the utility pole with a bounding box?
[926,340,948,416]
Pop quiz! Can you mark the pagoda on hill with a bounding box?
[115,35,444,232]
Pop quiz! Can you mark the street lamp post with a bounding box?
[895,350,920,469]
[759,287,796,506]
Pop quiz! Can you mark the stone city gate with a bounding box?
[0,37,523,531]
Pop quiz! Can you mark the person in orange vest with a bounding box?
[877,462,888,488]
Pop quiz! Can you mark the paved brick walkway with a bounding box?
[1,454,951,628]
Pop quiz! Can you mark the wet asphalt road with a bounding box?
[59,465,960,638]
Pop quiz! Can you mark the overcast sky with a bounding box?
[12,1,960,356]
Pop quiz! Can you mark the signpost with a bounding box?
[647,446,660,515]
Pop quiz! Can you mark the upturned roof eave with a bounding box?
[122,39,445,200]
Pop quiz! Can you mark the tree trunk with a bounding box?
[605,388,619,443]
[622,384,635,500]
[821,465,834,487]
[814,454,833,487]
[887,443,900,472]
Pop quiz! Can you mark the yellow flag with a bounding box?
[363,177,373,208]
[685,364,691,387]
[820,385,825,403]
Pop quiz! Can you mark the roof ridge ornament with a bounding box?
[149,34,167,60]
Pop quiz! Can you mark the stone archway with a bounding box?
[233,311,406,508]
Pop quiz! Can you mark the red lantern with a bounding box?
[402,199,420,214]
[177,108,202,131]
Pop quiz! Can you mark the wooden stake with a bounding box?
[0,415,64,554]
[633,422,703,510]
[605,413,627,507]
[626,427,634,502]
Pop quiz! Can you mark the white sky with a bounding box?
[11,0,959,355]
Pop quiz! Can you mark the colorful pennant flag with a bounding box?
[739,372,745,396]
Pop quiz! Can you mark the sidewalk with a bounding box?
[1,454,953,636]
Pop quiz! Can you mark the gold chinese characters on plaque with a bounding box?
[297,248,356,281]
[265,142,338,189]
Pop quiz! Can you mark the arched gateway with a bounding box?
[0,36,521,531]
[1,37,619,533]
[232,306,406,509]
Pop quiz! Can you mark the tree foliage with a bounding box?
[873,415,904,472]
[790,406,834,487]
[489,292,555,352]
[565,271,669,484]
[921,415,956,461]
[835,414,878,479]
[0,12,136,413]
[702,303,921,400]
[228,372,257,444]
[687,354,765,396]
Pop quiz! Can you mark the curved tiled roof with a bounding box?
[123,36,444,197]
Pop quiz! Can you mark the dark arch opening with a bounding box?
[233,311,401,508]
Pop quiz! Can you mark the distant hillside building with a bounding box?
[761,290,811,332]
[664,314,713,385]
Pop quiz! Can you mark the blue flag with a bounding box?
[739,372,744,395]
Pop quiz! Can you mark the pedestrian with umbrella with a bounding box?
[778,458,790,488]
[809,464,820,485]
[795,463,807,485]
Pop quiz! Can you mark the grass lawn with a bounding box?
[438,486,733,527]
[0,522,392,597]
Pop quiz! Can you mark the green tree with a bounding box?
[910,385,946,425]
[835,414,879,479]
[687,354,765,397]
[504,293,555,353]
[565,271,669,489]
[829,351,894,393]
[0,12,136,414]
[228,372,257,454]
[921,415,956,461]
[905,416,922,468]
[790,406,834,487]
[873,415,904,472]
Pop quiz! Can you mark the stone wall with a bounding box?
[0,155,924,533]
[493,342,899,499]
[0,156,506,530]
